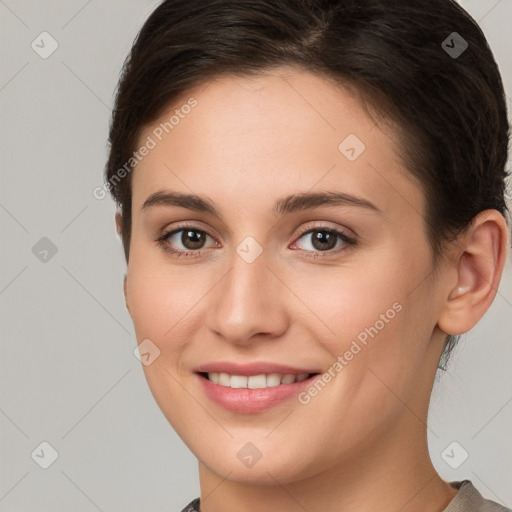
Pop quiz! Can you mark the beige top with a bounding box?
[443,480,511,512]
[180,480,511,511]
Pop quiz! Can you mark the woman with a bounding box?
[104,0,511,510]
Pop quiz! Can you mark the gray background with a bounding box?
[0,1,511,510]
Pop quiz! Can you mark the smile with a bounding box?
[202,372,312,388]
[196,370,321,414]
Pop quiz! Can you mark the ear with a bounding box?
[437,210,509,335]
[115,212,130,313]
[123,274,130,314]
[115,211,123,236]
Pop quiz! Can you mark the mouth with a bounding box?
[195,370,322,414]
[198,371,318,388]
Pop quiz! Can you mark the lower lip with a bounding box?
[196,373,320,414]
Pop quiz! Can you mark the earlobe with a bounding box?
[123,274,130,313]
[117,212,130,314]
[438,210,509,336]
[115,211,123,236]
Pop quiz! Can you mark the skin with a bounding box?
[117,66,509,512]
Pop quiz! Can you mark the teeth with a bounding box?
[218,372,230,386]
[266,373,282,387]
[230,375,247,388]
[281,374,296,384]
[248,374,266,389]
[207,372,311,388]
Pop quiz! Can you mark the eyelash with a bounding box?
[156,223,357,259]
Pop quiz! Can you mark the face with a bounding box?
[124,66,447,485]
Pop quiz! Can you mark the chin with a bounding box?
[195,440,321,486]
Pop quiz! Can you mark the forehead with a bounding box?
[131,66,422,218]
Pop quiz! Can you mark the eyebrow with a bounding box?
[141,190,381,217]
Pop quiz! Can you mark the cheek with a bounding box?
[125,253,204,360]
[290,251,434,391]
[290,259,406,347]
[126,271,172,341]
[125,256,207,428]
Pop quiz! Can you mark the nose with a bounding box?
[206,246,290,346]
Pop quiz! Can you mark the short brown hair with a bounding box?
[105,0,510,368]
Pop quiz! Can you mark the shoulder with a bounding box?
[179,497,200,512]
[444,480,512,512]
[178,485,512,512]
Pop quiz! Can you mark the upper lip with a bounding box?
[195,361,320,376]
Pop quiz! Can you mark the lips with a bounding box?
[194,361,322,413]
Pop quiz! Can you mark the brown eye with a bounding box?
[292,227,357,256]
[180,229,207,250]
[158,226,217,255]
[309,230,338,251]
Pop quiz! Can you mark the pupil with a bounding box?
[312,231,336,251]
[182,230,205,249]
